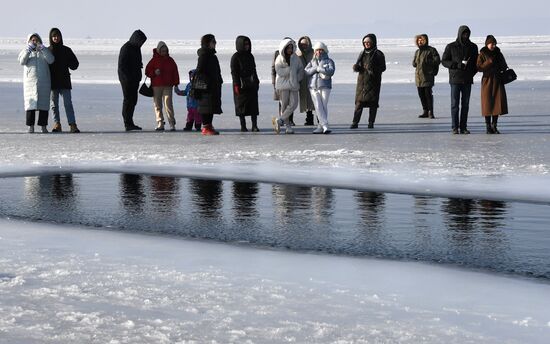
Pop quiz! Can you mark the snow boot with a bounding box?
[239,116,248,132]
[52,122,62,132]
[28,125,34,133]
[251,115,260,132]
[69,123,80,133]
[428,111,435,119]
[492,116,500,134]
[289,113,295,126]
[304,111,314,126]
[41,126,48,133]
[183,122,193,131]
[368,108,377,129]
[418,110,429,118]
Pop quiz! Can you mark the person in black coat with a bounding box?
[195,34,223,135]
[48,28,80,133]
[441,25,478,134]
[231,35,260,132]
[350,34,386,129]
[118,30,147,131]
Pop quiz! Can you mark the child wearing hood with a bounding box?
[305,42,335,134]
[18,33,55,133]
[175,69,201,131]
[145,41,180,131]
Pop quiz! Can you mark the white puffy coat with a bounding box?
[275,39,303,91]
[18,34,55,111]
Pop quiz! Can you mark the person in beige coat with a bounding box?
[476,35,508,134]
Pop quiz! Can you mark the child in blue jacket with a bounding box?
[175,69,201,131]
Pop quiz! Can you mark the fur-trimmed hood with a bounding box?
[278,38,296,57]
[415,34,429,47]
[313,41,329,54]
[27,33,43,45]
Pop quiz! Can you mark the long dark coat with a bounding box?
[477,47,508,116]
[354,34,386,107]
[230,36,260,116]
[297,36,314,113]
[48,28,79,90]
[412,34,440,88]
[441,26,479,84]
[118,30,147,83]
[196,46,223,115]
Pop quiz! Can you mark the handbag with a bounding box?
[500,69,517,85]
[139,77,153,97]
[189,72,208,99]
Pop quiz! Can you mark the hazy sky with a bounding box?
[3,0,549,40]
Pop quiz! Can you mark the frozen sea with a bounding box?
[1,36,550,343]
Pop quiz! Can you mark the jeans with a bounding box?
[51,89,76,124]
[450,84,472,131]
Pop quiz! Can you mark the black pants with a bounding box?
[485,116,499,125]
[417,87,434,111]
[352,104,378,124]
[120,80,139,127]
[201,113,214,126]
[26,110,48,126]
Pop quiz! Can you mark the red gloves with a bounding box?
[233,84,240,96]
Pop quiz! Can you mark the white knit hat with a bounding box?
[312,41,328,54]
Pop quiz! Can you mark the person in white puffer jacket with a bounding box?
[18,33,55,133]
[305,42,335,134]
[273,38,303,134]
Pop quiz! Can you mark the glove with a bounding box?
[37,44,45,51]
[27,44,35,53]
[233,84,240,96]
[352,64,361,72]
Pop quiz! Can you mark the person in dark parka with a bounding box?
[118,29,147,131]
[477,35,508,134]
[441,25,478,134]
[48,28,80,133]
[350,34,386,129]
[231,35,260,132]
[412,34,440,119]
[298,36,315,125]
[196,34,223,135]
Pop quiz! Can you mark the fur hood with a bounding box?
[297,36,312,56]
[313,41,329,54]
[415,34,429,47]
[278,38,296,57]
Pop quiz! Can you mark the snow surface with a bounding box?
[1,219,549,343]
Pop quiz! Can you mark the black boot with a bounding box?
[183,122,193,131]
[251,115,260,132]
[368,108,377,129]
[428,110,435,119]
[289,113,295,126]
[350,107,362,129]
[492,116,500,134]
[418,110,429,118]
[304,111,314,126]
[485,117,494,134]
[239,115,248,132]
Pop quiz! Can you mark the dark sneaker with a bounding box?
[125,125,142,131]
[452,128,459,134]
[349,123,358,129]
[460,129,470,134]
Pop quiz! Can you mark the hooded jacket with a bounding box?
[48,28,79,90]
[441,25,479,84]
[305,42,335,90]
[230,35,259,116]
[275,39,304,91]
[145,41,180,87]
[354,34,386,106]
[412,34,440,87]
[18,33,55,111]
[195,34,223,114]
[118,30,147,83]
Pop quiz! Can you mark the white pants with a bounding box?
[279,89,299,123]
[309,88,331,127]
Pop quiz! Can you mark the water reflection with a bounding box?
[312,187,334,224]
[119,174,145,214]
[355,191,385,230]
[150,176,181,212]
[272,184,312,225]
[190,179,223,218]
[24,174,78,213]
[478,200,507,230]
[232,182,259,220]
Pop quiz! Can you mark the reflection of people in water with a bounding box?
[442,198,476,234]
[477,199,507,231]
[232,182,259,220]
[119,174,146,214]
[271,184,312,225]
[312,187,334,224]
[149,176,180,212]
[355,191,385,230]
[23,174,78,218]
[190,179,223,218]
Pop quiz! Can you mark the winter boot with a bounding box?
[52,122,62,132]
[155,121,165,131]
[195,123,202,131]
[350,109,362,129]
[368,108,377,129]
[272,117,283,134]
[428,110,435,119]
[289,113,295,126]
[41,126,48,133]
[304,111,314,126]
[418,110,429,118]
[492,116,500,134]
[69,123,80,133]
[322,125,332,134]
[485,117,494,134]
[251,116,260,132]
[169,123,176,132]
[28,125,34,133]
[285,124,294,134]
[312,125,323,134]
[183,122,193,131]
[239,116,248,132]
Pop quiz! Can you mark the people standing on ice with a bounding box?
[271,37,294,121]
[195,34,223,135]
[230,35,260,132]
[441,25,478,134]
[305,42,335,134]
[18,33,55,133]
[273,38,304,134]
[477,35,509,134]
[118,29,147,131]
[145,41,180,131]
[350,34,386,129]
[412,34,440,119]
[48,28,80,133]
[298,36,315,126]
[175,69,201,131]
